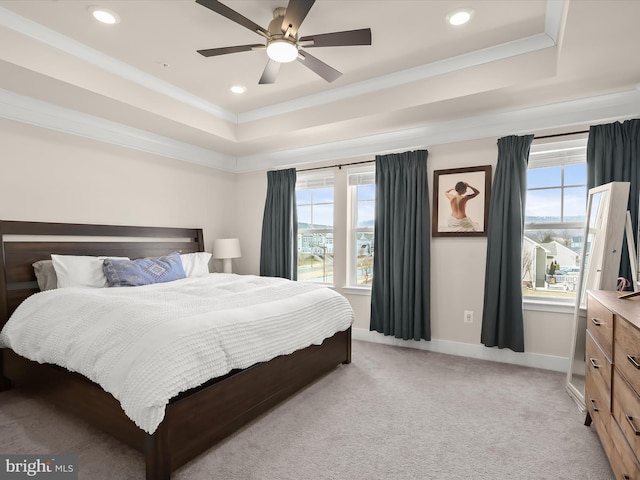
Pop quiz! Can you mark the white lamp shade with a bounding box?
[213,238,241,260]
[213,238,241,274]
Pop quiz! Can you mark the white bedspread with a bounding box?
[0,274,354,434]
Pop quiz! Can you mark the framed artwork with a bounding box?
[432,165,492,237]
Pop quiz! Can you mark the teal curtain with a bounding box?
[260,168,298,280]
[587,119,640,286]
[370,150,430,341]
[481,134,534,352]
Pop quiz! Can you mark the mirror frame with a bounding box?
[566,181,631,409]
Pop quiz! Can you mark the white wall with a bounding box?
[235,138,575,371]
[1,117,574,372]
[0,118,237,271]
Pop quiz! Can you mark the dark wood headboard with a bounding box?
[0,220,204,327]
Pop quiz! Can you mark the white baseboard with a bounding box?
[352,328,569,373]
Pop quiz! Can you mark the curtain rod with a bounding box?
[534,129,589,140]
[297,159,375,173]
[296,129,590,173]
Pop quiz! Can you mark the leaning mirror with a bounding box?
[566,181,630,409]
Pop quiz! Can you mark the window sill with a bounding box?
[523,298,576,314]
[342,286,372,296]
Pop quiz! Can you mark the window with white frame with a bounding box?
[522,139,588,301]
[348,167,375,287]
[296,172,334,284]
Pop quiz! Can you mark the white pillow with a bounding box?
[180,252,212,277]
[51,254,129,288]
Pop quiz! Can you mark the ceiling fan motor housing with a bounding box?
[266,7,299,63]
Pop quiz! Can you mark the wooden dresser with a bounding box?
[586,290,640,480]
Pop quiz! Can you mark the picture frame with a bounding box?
[432,165,492,237]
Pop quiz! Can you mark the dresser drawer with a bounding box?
[588,296,615,359]
[612,371,640,464]
[615,316,640,396]
[587,364,611,426]
[608,413,640,480]
[588,330,613,398]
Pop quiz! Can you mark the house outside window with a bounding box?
[522,139,587,301]
[296,173,334,284]
[349,167,375,287]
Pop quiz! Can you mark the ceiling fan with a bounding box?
[195,0,372,84]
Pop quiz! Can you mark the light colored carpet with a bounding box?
[0,340,613,480]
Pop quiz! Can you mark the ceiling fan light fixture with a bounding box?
[266,39,298,63]
[447,8,473,26]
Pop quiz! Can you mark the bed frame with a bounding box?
[0,220,352,479]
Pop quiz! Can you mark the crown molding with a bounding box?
[545,0,568,45]
[2,86,638,174]
[237,33,557,124]
[3,1,629,175]
[234,88,640,173]
[0,6,237,124]
[0,88,237,172]
[0,1,566,125]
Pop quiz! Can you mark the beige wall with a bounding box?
[0,118,237,273]
[1,117,573,365]
[235,138,575,362]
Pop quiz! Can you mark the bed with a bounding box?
[0,220,353,480]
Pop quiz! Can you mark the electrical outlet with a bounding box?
[464,310,473,323]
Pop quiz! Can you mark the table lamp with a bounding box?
[213,238,241,273]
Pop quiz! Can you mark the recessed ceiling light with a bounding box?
[89,6,120,25]
[230,85,247,94]
[447,8,473,26]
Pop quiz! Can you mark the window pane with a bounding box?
[313,204,334,227]
[296,179,334,285]
[522,227,583,299]
[313,187,334,203]
[297,205,311,226]
[525,188,561,222]
[297,233,333,284]
[357,200,375,227]
[564,163,587,186]
[296,190,311,204]
[564,186,587,221]
[354,233,374,286]
[524,141,587,301]
[349,167,375,288]
[358,184,375,201]
[528,167,561,188]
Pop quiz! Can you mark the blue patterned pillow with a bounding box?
[103,252,186,287]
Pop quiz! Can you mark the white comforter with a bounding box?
[0,274,354,434]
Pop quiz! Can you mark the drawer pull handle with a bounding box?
[591,317,602,327]
[628,354,640,369]
[626,414,640,436]
[589,358,600,369]
[590,399,599,412]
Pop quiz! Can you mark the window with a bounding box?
[349,168,375,287]
[522,139,587,301]
[296,173,334,284]
[295,164,376,290]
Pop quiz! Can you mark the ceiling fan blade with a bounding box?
[197,44,264,57]
[297,50,342,82]
[259,59,281,84]
[196,0,270,38]
[282,0,315,37]
[299,28,372,48]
